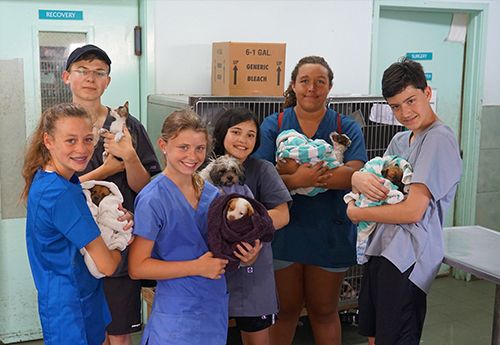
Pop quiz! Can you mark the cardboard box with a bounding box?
[211,42,286,96]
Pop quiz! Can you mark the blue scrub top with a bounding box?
[254,107,368,268]
[26,170,110,345]
[134,175,228,345]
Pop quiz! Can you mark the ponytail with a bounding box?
[21,103,91,201]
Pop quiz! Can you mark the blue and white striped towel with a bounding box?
[276,129,342,197]
[343,155,413,263]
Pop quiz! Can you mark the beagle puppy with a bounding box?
[226,198,254,221]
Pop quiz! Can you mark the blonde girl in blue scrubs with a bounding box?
[129,109,229,345]
[21,103,123,345]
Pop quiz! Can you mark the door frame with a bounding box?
[31,24,94,126]
[371,0,488,226]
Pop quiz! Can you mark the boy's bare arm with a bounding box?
[347,183,431,224]
[79,154,124,182]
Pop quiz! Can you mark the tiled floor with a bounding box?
[12,275,496,345]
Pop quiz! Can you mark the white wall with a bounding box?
[151,0,499,105]
[152,0,373,96]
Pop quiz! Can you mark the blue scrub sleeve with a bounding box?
[254,113,279,163]
[52,190,100,249]
[133,193,164,241]
[410,130,462,201]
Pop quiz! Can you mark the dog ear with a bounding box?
[227,198,237,211]
[226,199,237,221]
[342,134,352,147]
[246,202,255,216]
[210,166,223,185]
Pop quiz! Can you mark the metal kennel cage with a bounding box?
[147,94,406,310]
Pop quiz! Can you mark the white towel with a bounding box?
[80,180,131,278]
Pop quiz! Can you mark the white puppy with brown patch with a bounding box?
[226,197,254,221]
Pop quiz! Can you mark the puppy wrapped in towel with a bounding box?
[275,129,348,197]
[207,193,275,272]
[81,180,132,278]
[343,155,413,263]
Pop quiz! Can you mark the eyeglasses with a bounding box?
[71,68,108,79]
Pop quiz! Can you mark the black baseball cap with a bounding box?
[65,44,112,72]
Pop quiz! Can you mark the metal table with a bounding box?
[443,226,500,345]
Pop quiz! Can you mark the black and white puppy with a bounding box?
[199,154,246,186]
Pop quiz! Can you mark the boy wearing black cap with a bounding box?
[63,44,161,345]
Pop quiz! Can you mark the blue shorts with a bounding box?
[273,259,349,273]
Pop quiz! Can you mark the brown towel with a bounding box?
[207,193,275,272]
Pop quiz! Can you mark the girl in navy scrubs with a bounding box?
[254,56,368,345]
[129,109,229,345]
[21,103,123,345]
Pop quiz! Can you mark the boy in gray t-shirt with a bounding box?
[346,58,462,345]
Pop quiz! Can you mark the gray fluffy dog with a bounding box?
[199,154,246,186]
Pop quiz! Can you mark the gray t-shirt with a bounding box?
[226,156,292,317]
[364,121,462,293]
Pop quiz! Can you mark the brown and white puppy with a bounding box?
[199,154,245,187]
[329,131,352,163]
[100,101,129,142]
[382,164,404,193]
[100,101,129,160]
[89,185,112,206]
[226,197,254,221]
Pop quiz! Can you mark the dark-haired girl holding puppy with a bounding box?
[212,108,291,345]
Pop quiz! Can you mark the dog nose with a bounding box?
[227,175,233,181]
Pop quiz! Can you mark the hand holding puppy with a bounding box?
[102,126,135,161]
[288,162,329,189]
[234,239,263,267]
[351,171,389,201]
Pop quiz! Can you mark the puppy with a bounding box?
[382,164,404,193]
[199,154,245,186]
[100,101,129,160]
[89,185,112,206]
[329,131,352,163]
[340,281,357,300]
[226,197,254,221]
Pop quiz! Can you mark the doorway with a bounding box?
[371,1,488,227]
[39,31,87,111]
[0,1,140,342]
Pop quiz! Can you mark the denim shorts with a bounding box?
[273,259,349,273]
